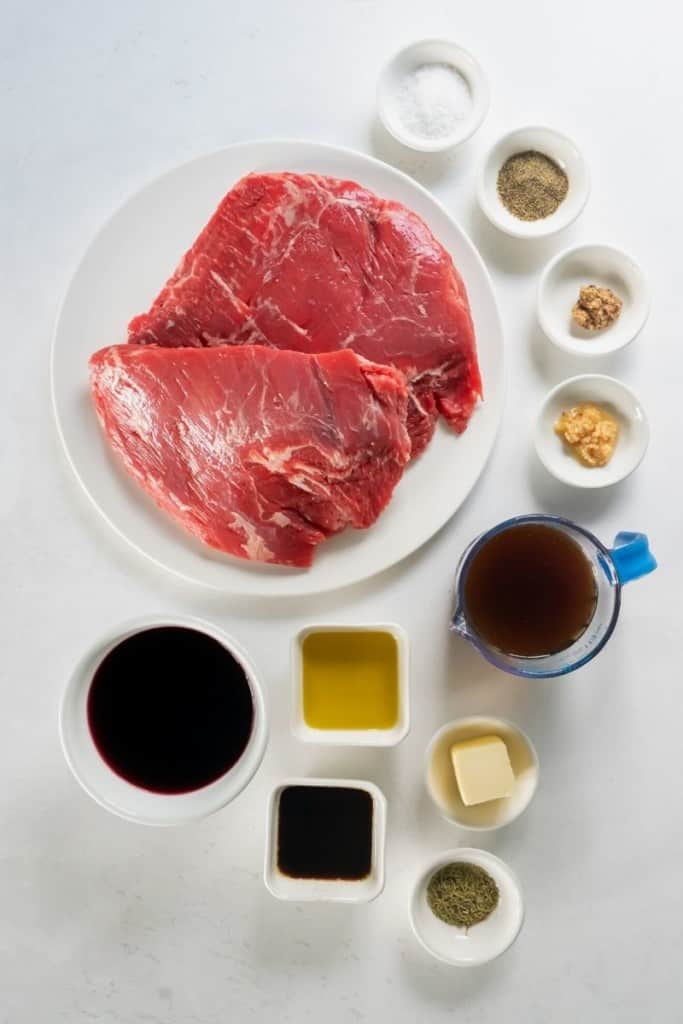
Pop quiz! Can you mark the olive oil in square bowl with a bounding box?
[291,624,410,746]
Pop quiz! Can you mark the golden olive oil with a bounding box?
[301,630,399,730]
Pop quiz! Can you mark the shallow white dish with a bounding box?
[425,716,538,830]
[477,126,589,239]
[538,243,650,356]
[291,623,410,747]
[410,847,524,966]
[535,374,649,489]
[377,39,489,152]
[59,615,268,826]
[264,778,386,902]
[51,140,504,597]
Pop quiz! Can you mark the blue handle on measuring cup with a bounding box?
[609,532,657,584]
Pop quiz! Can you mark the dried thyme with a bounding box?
[426,861,499,928]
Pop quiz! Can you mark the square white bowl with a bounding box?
[291,623,410,746]
[264,778,387,902]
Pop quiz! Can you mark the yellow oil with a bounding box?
[301,630,399,731]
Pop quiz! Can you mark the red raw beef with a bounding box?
[128,172,482,456]
[89,344,410,567]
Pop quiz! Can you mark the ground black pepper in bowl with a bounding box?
[497,150,569,221]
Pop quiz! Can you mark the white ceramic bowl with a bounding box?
[377,39,489,152]
[264,778,386,902]
[538,243,650,356]
[291,623,410,747]
[410,847,524,966]
[535,374,649,489]
[477,125,590,239]
[59,615,268,826]
[425,716,538,830]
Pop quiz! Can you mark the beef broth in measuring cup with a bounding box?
[451,515,656,678]
[463,523,597,658]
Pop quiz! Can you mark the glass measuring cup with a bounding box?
[451,514,656,678]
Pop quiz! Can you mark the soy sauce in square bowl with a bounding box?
[87,626,254,794]
[277,785,374,880]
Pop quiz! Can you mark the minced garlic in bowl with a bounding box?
[554,402,619,467]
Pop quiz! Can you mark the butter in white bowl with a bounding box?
[450,734,515,806]
[425,716,538,830]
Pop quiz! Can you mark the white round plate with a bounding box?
[52,140,504,597]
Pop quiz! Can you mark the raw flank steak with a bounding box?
[89,344,411,567]
[128,171,482,457]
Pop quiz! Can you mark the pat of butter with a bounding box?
[450,735,515,806]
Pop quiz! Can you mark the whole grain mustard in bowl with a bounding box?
[537,243,650,357]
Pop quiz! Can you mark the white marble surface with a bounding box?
[2,1,680,1020]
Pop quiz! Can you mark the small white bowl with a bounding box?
[425,716,538,831]
[535,374,649,489]
[291,623,410,747]
[377,39,489,152]
[410,847,524,966]
[538,243,650,356]
[264,778,386,903]
[59,615,268,826]
[477,125,590,239]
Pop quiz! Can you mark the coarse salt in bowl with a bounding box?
[378,39,489,152]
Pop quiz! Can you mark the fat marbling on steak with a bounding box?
[128,172,482,456]
[89,344,411,567]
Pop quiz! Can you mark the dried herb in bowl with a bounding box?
[426,861,499,928]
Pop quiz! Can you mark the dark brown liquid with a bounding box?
[463,523,597,658]
[277,785,373,880]
[87,626,254,794]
